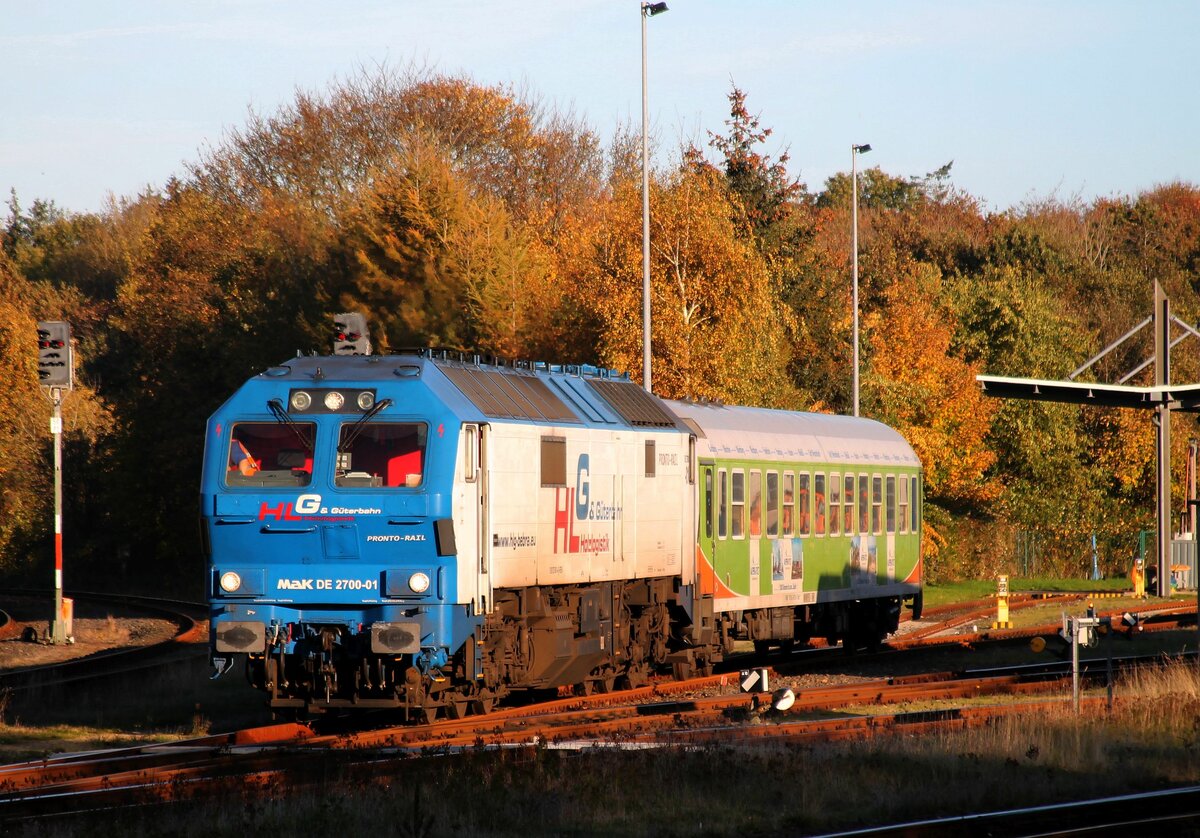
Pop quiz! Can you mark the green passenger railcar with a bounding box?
[670,401,922,651]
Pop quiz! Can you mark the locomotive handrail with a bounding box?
[260,524,318,534]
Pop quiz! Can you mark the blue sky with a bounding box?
[3,1,1197,215]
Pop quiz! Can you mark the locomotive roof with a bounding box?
[258,353,688,432]
[667,400,921,469]
[252,355,919,467]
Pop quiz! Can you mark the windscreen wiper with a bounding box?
[267,399,314,453]
[337,398,393,453]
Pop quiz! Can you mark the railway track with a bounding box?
[1,646,1187,824]
[889,598,1195,651]
[0,579,1190,832]
[0,592,206,693]
[823,784,1200,837]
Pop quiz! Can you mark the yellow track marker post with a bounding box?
[992,574,1012,629]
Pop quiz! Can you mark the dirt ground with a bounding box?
[0,595,193,672]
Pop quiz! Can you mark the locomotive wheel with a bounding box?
[448,696,471,720]
[671,660,694,680]
[619,665,648,690]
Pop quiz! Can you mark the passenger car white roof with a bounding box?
[667,401,921,469]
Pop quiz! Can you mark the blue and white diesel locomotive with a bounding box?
[204,350,923,717]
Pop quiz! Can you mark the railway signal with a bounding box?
[333,312,371,355]
[36,320,74,644]
[37,320,73,389]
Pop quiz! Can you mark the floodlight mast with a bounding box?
[851,143,871,416]
[641,1,668,393]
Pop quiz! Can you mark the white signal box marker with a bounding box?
[740,668,769,693]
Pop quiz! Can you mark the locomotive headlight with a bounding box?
[408,572,431,594]
[219,571,242,593]
[356,390,375,411]
[290,391,312,411]
[324,391,345,411]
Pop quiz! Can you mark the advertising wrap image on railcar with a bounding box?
[203,351,922,718]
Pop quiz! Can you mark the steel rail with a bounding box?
[818,780,1200,837]
[0,592,207,692]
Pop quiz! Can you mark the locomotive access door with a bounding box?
[478,424,492,611]
[458,423,491,615]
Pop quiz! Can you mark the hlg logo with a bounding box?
[553,454,617,555]
[575,455,590,519]
[258,493,323,521]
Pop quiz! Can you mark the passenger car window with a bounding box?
[798,473,810,536]
[731,471,745,539]
[829,473,841,536]
[814,473,827,536]
[748,471,762,537]
[766,471,779,537]
[782,472,795,536]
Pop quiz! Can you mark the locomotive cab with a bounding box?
[203,356,479,715]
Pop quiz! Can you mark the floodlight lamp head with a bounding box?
[644,2,668,16]
[854,143,872,154]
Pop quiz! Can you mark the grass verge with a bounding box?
[923,575,1147,608]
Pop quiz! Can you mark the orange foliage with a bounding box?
[577,166,799,407]
[1087,407,1154,496]
[868,265,999,508]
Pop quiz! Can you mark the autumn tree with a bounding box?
[0,251,112,582]
[192,66,604,242]
[700,84,805,243]
[337,144,564,359]
[0,260,49,575]
[867,263,999,510]
[577,163,800,406]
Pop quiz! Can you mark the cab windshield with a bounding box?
[335,423,427,488]
[226,422,315,487]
